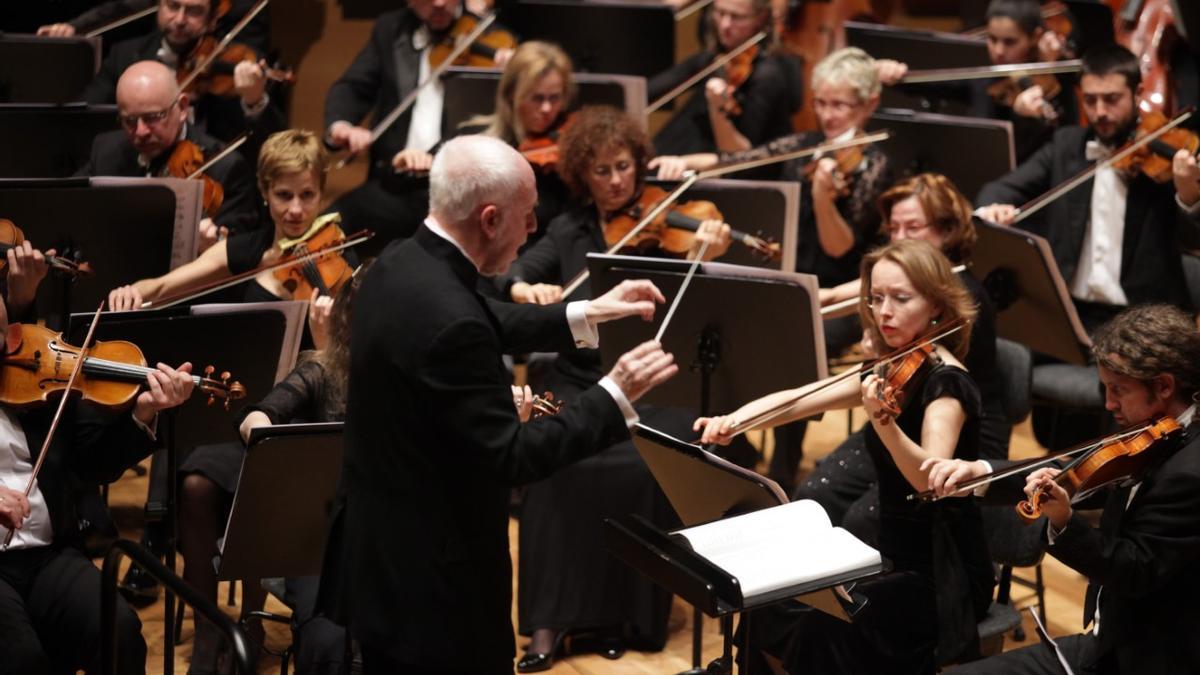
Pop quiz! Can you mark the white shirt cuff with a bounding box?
[1176,192,1200,214]
[241,92,270,118]
[566,301,599,349]
[972,460,993,497]
[598,376,639,428]
[132,411,158,441]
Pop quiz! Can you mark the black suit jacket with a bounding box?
[83,31,285,147]
[975,125,1200,309]
[319,226,630,668]
[323,9,453,181]
[80,125,259,235]
[5,401,156,550]
[68,0,271,55]
[984,422,1200,674]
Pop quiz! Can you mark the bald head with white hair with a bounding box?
[116,60,190,160]
[429,135,538,276]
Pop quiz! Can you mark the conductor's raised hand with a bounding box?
[0,485,31,532]
[585,279,666,324]
[693,413,738,446]
[133,362,195,425]
[607,340,677,403]
[921,457,989,498]
[107,285,144,312]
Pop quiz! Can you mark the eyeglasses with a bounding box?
[812,97,861,113]
[118,97,180,130]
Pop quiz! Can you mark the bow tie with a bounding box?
[1085,140,1113,161]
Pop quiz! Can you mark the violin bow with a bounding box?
[695,131,890,180]
[84,6,157,38]
[1009,107,1195,225]
[652,238,712,343]
[138,230,373,310]
[645,31,767,115]
[674,0,714,21]
[898,59,1082,84]
[177,0,271,93]
[560,174,700,298]
[820,264,968,320]
[334,13,498,171]
[188,134,249,179]
[2,302,104,549]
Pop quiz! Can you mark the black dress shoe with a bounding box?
[516,633,567,673]
[118,563,161,607]
[598,637,625,660]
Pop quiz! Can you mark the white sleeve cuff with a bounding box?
[566,301,599,349]
[241,92,270,118]
[598,376,639,428]
[1176,193,1200,215]
[972,460,993,497]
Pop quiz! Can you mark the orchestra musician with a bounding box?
[697,239,994,672]
[0,287,196,675]
[792,173,1007,540]
[37,0,271,56]
[876,0,1077,163]
[322,0,515,246]
[315,135,678,675]
[497,105,731,670]
[974,43,1200,448]
[106,128,356,334]
[648,0,798,155]
[80,60,259,252]
[929,303,1200,675]
[81,0,285,148]
[392,40,578,251]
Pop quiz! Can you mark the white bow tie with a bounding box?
[1085,140,1113,161]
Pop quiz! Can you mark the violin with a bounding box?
[1015,416,1183,523]
[1110,110,1200,183]
[517,113,575,173]
[985,73,1064,120]
[165,139,224,217]
[178,37,295,99]
[801,142,866,196]
[1117,0,1179,115]
[529,392,563,419]
[0,219,91,280]
[272,216,357,299]
[717,44,759,118]
[604,185,780,261]
[428,14,517,70]
[870,340,938,425]
[0,322,246,411]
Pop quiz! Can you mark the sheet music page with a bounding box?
[90,176,201,269]
[191,300,307,383]
[676,500,882,600]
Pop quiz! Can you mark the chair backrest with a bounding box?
[1182,254,1200,310]
[994,337,1032,425]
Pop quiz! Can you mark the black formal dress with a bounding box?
[948,414,1200,675]
[0,402,157,675]
[975,125,1200,316]
[744,363,994,674]
[82,31,286,151]
[318,225,633,672]
[649,49,799,156]
[503,205,689,649]
[794,271,1008,545]
[80,125,260,236]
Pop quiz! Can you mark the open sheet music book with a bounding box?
[674,500,883,602]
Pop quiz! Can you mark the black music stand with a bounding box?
[501,0,675,77]
[218,423,344,580]
[845,21,989,115]
[589,253,825,673]
[0,178,183,330]
[968,218,1091,365]
[69,304,301,675]
[0,103,118,177]
[644,178,799,272]
[441,66,647,131]
[604,426,884,674]
[865,108,1015,202]
[0,35,100,103]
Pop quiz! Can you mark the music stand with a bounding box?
[0,35,100,103]
[968,218,1091,365]
[865,108,1016,203]
[604,426,884,674]
[845,21,989,115]
[218,423,344,580]
[441,66,648,131]
[0,104,119,177]
[502,0,675,78]
[69,303,304,674]
[0,177,195,330]
[645,178,799,272]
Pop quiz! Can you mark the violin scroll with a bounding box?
[529,391,563,419]
[200,365,247,411]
